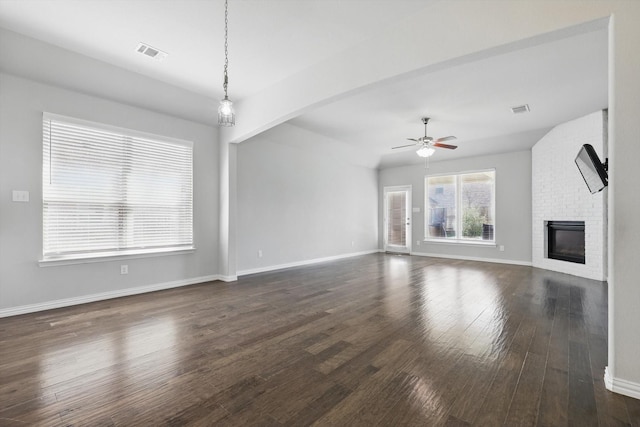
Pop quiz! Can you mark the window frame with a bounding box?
[424,168,496,245]
[40,112,195,265]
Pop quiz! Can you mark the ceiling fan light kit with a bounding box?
[416,146,436,157]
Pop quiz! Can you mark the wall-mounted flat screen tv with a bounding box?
[575,144,608,194]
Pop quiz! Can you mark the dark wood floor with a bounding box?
[1,254,639,426]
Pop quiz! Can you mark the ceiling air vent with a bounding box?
[136,43,168,61]
[510,104,530,114]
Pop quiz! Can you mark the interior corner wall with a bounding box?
[236,127,379,274]
[378,150,532,265]
[0,73,220,312]
[531,111,607,281]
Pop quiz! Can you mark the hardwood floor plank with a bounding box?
[537,366,569,426]
[282,383,352,426]
[592,381,632,427]
[504,351,546,426]
[322,329,401,391]
[236,311,330,348]
[447,354,502,423]
[249,370,335,423]
[311,354,420,426]
[0,394,63,426]
[444,414,472,426]
[625,395,640,427]
[588,332,632,426]
[471,319,537,425]
[568,340,598,426]
[547,293,570,372]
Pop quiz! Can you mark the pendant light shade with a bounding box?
[218,0,235,127]
[218,96,235,126]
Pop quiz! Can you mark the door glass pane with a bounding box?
[460,171,495,240]
[387,191,406,246]
[427,175,456,239]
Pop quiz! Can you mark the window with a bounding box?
[425,170,495,242]
[42,113,193,261]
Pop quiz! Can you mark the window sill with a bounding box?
[39,247,196,267]
[423,239,496,247]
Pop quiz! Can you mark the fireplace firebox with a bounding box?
[547,221,585,264]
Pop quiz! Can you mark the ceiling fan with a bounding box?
[392,117,457,157]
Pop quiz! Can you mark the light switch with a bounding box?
[12,190,30,202]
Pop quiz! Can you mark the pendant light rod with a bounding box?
[223,0,229,98]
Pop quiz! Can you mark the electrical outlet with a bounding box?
[499,245,505,252]
[416,240,421,246]
[351,241,355,247]
[257,250,263,258]
[12,190,30,202]
[120,265,128,274]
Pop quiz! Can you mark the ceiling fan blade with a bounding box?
[433,142,458,150]
[407,138,420,142]
[392,144,418,150]
[434,136,457,143]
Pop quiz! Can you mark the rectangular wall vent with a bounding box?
[510,104,530,114]
[136,43,168,61]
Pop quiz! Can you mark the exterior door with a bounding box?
[384,186,412,253]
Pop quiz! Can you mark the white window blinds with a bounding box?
[42,113,193,260]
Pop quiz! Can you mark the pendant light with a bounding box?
[218,0,235,126]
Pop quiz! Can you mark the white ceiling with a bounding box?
[291,28,608,168]
[0,0,608,169]
[0,0,431,99]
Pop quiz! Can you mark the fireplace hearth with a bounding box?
[547,221,585,264]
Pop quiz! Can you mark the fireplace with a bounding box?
[547,221,585,264]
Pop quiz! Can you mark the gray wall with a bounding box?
[236,124,379,273]
[379,150,532,264]
[0,73,219,311]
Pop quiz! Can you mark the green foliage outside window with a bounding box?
[463,207,485,238]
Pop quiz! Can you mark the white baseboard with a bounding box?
[0,274,224,318]
[410,251,532,266]
[605,366,640,399]
[237,249,380,276]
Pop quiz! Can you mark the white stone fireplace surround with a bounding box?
[532,110,607,281]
